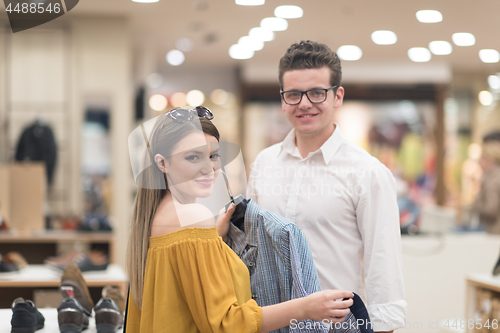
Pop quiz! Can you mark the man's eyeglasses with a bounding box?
[165,106,214,123]
[280,86,338,105]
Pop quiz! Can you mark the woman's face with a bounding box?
[157,131,221,201]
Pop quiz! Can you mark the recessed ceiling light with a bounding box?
[337,45,362,61]
[408,47,431,62]
[186,90,205,106]
[416,10,442,23]
[479,91,493,106]
[452,33,475,46]
[149,95,167,111]
[132,0,159,2]
[238,36,264,51]
[429,41,452,55]
[166,50,185,66]
[274,5,303,19]
[488,75,500,90]
[260,17,288,31]
[235,0,264,5]
[229,44,254,59]
[371,30,397,45]
[175,38,195,52]
[249,27,274,42]
[479,49,500,63]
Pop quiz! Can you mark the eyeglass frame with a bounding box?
[165,106,214,123]
[280,86,338,105]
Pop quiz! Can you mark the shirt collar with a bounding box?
[277,124,344,164]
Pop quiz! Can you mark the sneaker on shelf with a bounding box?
[44,251,83,268]
[102,286,125,314]
[94,290,124,333]
[60,264,94,315]
[53,251,108,272]
[10,297,45,333]
[77,251,109,272]
[0,254,19,275]
[57,297,89,333]
[5,252,28,270]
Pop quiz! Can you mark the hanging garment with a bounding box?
[15,122,57,185]
[227,199,367,333]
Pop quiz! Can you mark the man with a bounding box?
[247,40,407,332]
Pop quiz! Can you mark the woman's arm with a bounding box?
[260,290,353,333]
[216,203,235,242]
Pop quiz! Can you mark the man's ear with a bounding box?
[154,154,167,173]
[334,86,345,109]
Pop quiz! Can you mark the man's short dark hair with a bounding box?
[278,40,342,90]
[483,130,500,143]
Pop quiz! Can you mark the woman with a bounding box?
[473,142,500,234]
[126,106,353,332]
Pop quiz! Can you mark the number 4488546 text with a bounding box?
[6,2,62,14]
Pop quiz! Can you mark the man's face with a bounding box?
[281,66,344,138]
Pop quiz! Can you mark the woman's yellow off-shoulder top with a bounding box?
[125,227,263,333]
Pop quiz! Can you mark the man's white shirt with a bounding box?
[247,125,408,331]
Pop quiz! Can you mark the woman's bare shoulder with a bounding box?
[151,203,215,237]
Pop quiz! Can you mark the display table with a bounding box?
[0,265,127,309]
[465,273,500,333]
[0,308,124,333]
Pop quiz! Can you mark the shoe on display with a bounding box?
[0,254,19,275]
[44,251,83,268]
[60,263,94,315]
[95,296,124,333]
[102,286,125,314]
[10,297,45,333]
[53,251,108,272]
[57,297,89,333]
[4,252,28,270]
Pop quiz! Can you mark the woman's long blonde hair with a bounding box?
[126,116,219,308]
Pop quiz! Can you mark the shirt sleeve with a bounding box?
[174,239,263,333]
[355,162,408,332]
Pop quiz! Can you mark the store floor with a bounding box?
[0,307,123,332]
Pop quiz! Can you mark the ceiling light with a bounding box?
[260,17,288,31]
[210,89,230,105]
[337,45,362,61]
[274,5,303,19]
[186,90,205,106]
[479,91,493,106]
[479,49,500,63]
[249,27,274,42]
[166,50,185,66]
[238,36,264,51]
[132,0,159,2]
[452,33,475,46]
[235,0,264,5]
[371,30,397,45]
[416,10,442,23]
[175,38,195,52]
[488,75,500,90]
[229,44,254,59]
[171,92,187,107]
[429,41,452,55]
[408,47,431,62]
[149,94,167,111]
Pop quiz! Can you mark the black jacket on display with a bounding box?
[15,121,57,185]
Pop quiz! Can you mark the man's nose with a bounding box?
[298,93,313,109]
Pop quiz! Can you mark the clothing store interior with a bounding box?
[1,0,500,332]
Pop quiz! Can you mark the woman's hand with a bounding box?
[301,290,353,323]
[216,203,235,242]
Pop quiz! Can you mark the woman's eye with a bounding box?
[211,153,221,160]
[185,155,200,161]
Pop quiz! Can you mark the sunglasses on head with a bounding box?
[165,106,214,123]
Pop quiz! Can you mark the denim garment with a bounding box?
[227,199,361,333]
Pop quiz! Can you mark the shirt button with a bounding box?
[248,262,254,267]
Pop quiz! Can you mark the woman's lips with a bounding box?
[195,179,213,187]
